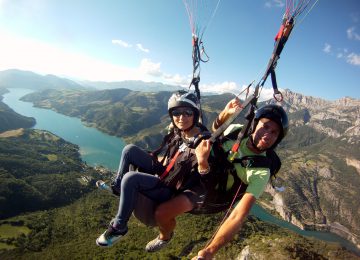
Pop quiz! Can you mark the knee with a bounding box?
[154,204,170,222]
[120,171,139,189]
[122,144,137,155]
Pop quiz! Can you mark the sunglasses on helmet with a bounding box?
[171,108,194,117]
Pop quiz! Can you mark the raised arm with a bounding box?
[195,139,212,175]
[212,98,242,131]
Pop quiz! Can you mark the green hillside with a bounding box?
[0,103,358,258]
[1,190,358,259]
[0,100,35,132]
[21,89,247,149]
[18,87,360,248]
[21,89,172,146]
[0,129,102,219]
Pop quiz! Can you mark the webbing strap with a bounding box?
[232,156,270,169]
[230,105,256,155]
[260,18,294,100]
[209,89,259,144]
[159,150,181,180]
[270,69,283,101]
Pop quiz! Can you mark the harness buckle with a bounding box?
[179,143,187,152]
[242,159,253,168]
[229,151,238,162]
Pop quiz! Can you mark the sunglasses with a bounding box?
[171,109,194,117]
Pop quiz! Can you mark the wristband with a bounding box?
[198,166,210,175]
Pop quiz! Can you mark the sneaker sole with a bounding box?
[96,235,123,247]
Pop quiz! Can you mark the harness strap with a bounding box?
[159,141,189,180]
[191,36,204,124]
[232,156,271,169]
[229,105,256,161]
[159,149,181,180]
[270,68,283,102]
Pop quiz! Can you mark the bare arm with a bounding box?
[212,98,242,131]
[193,193,256,260]
[195,139,212,174]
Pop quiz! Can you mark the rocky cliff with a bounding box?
[264,89,360,249]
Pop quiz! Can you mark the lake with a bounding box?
[2,88,125,171]
[2,88,359,255]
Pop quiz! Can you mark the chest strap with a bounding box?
[159,143,187,180]
[232,155,271,169]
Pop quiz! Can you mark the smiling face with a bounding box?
[251,118,281,151]
[170,107,195,131]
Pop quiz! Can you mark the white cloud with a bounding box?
[0,30,150,81]
[336,48,346,58]
[0,0,6,8]
[136,43,149,53]
[139,58,162,77]
[112,40,150,53]
[139,59,191,87]
[257,87,278,102]
[347,53,360,66]
[201,81,239,94]
[197,81,274,102]
[0,30,190,84]
[112,39,132,48]
[323,43,331,53]
[346,27,360,41]
[0,0,46,18]
[273,0,285,7]
[264,0,284,8]
[325,45,360,66]
[264,2,271,8]
[0,29,293,98]
[163,73,188,85]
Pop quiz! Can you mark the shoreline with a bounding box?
[258,199,360,253]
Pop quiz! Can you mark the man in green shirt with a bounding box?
[193,99,288,260]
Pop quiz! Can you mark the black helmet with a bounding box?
[168,90,200,129]
[253,104,288,148]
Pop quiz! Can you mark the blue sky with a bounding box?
[0,0,359,100]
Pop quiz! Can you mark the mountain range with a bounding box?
[0,69,185,93]
[17,84,360,249]
[0,69,359,257]
[0,70,88,91]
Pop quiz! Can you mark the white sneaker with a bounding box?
[145,233,173,252]
[96,224,127,247]
[96,180,112,192]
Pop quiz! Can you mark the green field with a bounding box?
[0,224,31,239]
[0,242,16,250]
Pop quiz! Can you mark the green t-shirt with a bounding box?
[222,124,270,199]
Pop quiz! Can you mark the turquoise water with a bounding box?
[2,88,125,171]
[251,204,359,254]
[2,88,359,255]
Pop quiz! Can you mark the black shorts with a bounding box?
[181,184,207,212]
